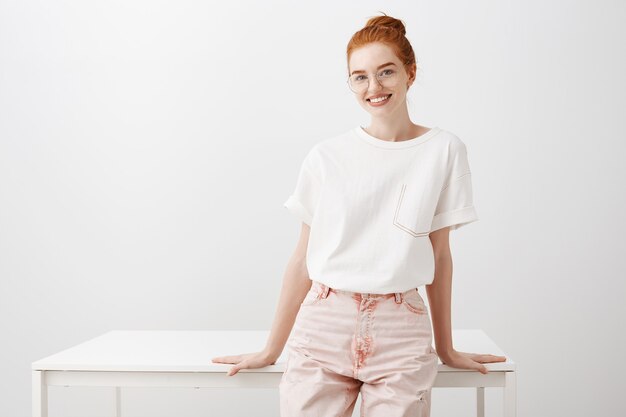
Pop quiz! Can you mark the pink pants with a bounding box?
[279,280,439,417]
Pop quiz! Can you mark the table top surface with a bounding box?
[32,329,515,373]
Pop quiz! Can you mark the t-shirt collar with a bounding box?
[353,125,441,149]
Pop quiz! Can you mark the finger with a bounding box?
[212,355,239,363]
[477,354,507,363]
[468,358,489,374]
[476,363,488,374]
[485,355,507,362]
[486,354,506,359]
[228,361,247,376]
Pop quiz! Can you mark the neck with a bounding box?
[365,113,421,142]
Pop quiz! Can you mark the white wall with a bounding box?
[1,0,624,416]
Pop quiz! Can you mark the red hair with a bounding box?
[346,12,417,80]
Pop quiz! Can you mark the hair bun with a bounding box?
[364,13,406,36]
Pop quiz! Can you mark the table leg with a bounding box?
[476,387,485,417]
[32,370,48,417]
[115,387,121,417]
[504,371,517,417]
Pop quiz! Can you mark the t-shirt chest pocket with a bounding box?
[393,182,437,237]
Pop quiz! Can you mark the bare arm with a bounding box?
[262,222,313,362]
[211,222,314,375]
[426,226,506,373]
[426,226,454,361]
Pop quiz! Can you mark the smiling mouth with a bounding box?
[367,94,392,102]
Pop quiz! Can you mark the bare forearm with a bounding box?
[425,250,454,361]
[263,256,311,361]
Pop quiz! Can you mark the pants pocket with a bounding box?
[401,290,428,315]
[300,282,322,306]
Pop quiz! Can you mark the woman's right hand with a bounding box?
[211,350,278,376]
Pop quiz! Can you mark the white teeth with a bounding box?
[370,95,390,103]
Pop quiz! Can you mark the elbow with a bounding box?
[289,254,310,281]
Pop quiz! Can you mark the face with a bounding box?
[347,42,416,116]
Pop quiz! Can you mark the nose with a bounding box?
[366,77,383,95]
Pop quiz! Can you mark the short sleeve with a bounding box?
[430,139,479,232]
[283,147,322,226]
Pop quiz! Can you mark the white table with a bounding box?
[32,329,516,417]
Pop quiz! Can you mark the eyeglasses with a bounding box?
[347,68,399,94]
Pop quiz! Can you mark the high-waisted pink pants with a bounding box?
[279,280,439,417]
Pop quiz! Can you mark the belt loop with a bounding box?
[321,284,330,298]
[394,293,402,304]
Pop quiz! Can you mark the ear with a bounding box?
[406,63,417,88]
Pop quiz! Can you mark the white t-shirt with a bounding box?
[283,125,478,294]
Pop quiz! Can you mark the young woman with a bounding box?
[212,13,506,417]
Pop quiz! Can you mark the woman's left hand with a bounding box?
[439,349,507,374]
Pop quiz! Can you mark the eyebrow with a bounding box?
[350,62,396,76]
